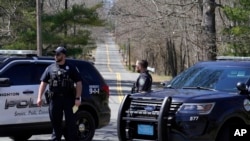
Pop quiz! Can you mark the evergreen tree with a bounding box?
[0,0,36,49]
[223,0,250,56]
[0,1,103,57]
[41,4,103,56]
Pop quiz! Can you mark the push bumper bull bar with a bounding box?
[117,94,172,141]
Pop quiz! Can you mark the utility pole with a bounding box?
[36,0,42,56]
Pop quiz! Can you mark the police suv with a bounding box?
[0,50,110,141]
[118,56,250,141]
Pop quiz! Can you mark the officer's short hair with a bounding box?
[138,60,148,69]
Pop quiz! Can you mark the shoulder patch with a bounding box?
[139,78,145,86]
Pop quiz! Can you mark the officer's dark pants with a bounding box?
[49,95,78,141]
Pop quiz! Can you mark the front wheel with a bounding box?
[216,121,245,141]
[76,110,96,141]
[216,123,230,141]
[10,134,32,141]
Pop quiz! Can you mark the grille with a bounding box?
[119,96,181,140]
[125,97,182,122]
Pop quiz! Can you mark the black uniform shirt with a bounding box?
[135,71,152,92]
[41,61,81,83]
[40,61,81,94]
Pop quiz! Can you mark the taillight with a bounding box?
[101,84,109,96]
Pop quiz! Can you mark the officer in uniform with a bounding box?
[37,46,82,141]
[132,60,153,93]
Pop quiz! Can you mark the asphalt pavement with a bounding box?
[93,33,138,141]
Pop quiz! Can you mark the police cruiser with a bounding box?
[118,56,250,141]
[0,50,110,141]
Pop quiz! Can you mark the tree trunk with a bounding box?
[202,0,217,60]
[166,38,177,77]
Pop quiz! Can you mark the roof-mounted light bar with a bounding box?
[0,50,37,56]
[216,56,250,60]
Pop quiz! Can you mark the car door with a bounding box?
[0,61,50,125]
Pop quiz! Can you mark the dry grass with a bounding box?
[151,74,172,83]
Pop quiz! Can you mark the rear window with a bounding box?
[69,60,104,84]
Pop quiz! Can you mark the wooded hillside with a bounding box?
[0,0,249,76]
[110,0,250,76]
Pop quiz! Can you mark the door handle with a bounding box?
[23,90,34,94]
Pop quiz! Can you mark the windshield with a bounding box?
[168,65,250,92]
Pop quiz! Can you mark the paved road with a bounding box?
[92,33,138,141]
[0,33,137,141]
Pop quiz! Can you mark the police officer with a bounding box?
[132,60,152,93]
[37,46,82,141]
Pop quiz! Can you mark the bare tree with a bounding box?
[112,0,204,75]
[111,0,232,76]
[0,1,19,38]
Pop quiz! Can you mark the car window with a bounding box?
[170,66,250,92]
[215,69,250,92]
[71,61,103,83]
[0,63,34,85]
[79,64,100,83]
[34,63,51,84]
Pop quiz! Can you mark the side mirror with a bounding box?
[0,78,11,87]
[161,81,170,87]
[236,82,249,95]
[160,82,166,86]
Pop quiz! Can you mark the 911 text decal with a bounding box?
[89,85,100,94]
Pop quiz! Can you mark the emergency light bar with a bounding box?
[216,56,250,61]
[0,50,37,56]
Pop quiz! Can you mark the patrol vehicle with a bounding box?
[0,50,110,141]
[117,56,250,141]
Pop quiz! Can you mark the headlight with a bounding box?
[178,103,215,115]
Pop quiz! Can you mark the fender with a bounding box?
[212,108,250,139]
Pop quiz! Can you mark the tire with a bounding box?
[10,134,32,141]
[76,110,96,141]
[216,123,230,141]
[216,122,244,141]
